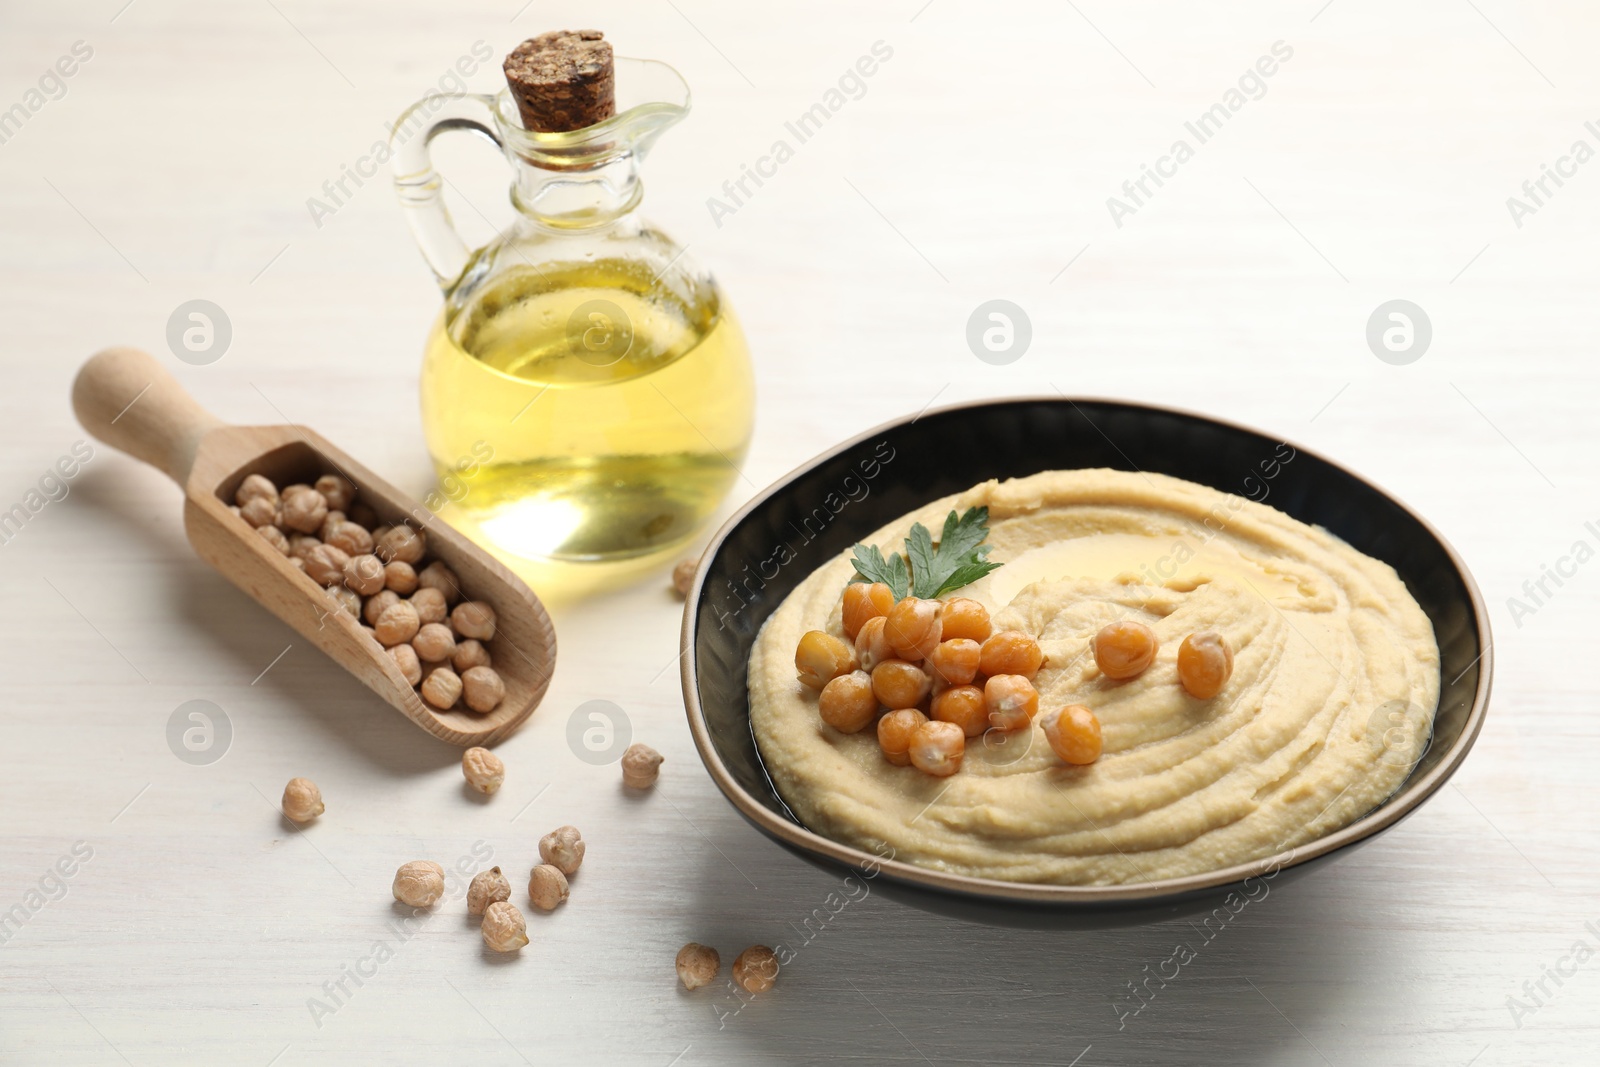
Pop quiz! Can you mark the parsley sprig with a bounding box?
[849,507,1002,600]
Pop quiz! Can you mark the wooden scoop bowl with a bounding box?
[72,346,556,747]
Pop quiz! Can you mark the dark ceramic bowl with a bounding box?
[680,398,1490,927]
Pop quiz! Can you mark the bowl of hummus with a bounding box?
[681,399,1490,925]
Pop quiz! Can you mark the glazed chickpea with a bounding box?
[314,473,356,512]
[410,587,448,626]
[1093,621,1158,680]
[732,945,779,994]
[383,560,418,595]
[979,630,1043,679]
[413,622,457,664]
[1177,631,1233,699]
[281,486,328,534]
[1042,704,1103,765]
[909,720,965,777]
[931,685,988,738]
[939,597,992,643]
[325,585,361,619]
[884,597,942,660]
[676,942,720,990]
[621,742,664,788]
[451,601,497,641]
[387,642,422,686]
[374,600,420,647]
[842,581,896,640]
[281,777,323,822]
[376,525,426,565]
[420,666,462,710]
[853,616,893,672]
[240,495,278,528]
[462,746,505,794]
[818,670,878,733]
[877,708,928,766]
[928,638,982,686]
[795,630,857,690]
[364,589,401,626]
[871,659,931,710]
[392,860,445,907]
[256,524,290,556]
[452,639,492,673]
[235,474,278,508]
[467,866,511,916]
[985,674,1039,732]
[527,863,569,911]
[302,544,351,587]
[461,665,506,713]
[343,553,386,596]
[481,900,529,952]
[418,560,462,604]
[539,825,585,875]
[325,521,374,557]
[670,557,697,598]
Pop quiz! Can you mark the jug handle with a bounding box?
[389,94,503,291]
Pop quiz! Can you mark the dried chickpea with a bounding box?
[928,638,982,686]
[417,561,461,604]
[383,560,419,595]
[235,474,278,508]
[670,557,696,598]
[621,742,663,788]
[842,581,896,640]
[1093,621,1158,680]
[325,521,373,557]
[413,622,457,663]
[451,601,497,641]
[452,639,491,673]
[909,719,965,777]
[461,746,505,793]
[256,524,291,556]
[369,524,392,546]
[732,945,780,993]
[527,863,569,910]
[481,900,529,952]
[281,486,328,534]
[376,524,426,565]
[289,534,322,562]
[325,585,361,619]
[985,674,1039,732]
[388,642,422,686]
[392,860,445,907]
[343,553,386,596]
[318,511,345,541]
[314,473,356,512]
[467,866,511,916]
[1042,704,1103,765]
[461,666,506,713]
[539,825,585,876]
[795,630,857,690]
[931,685,988,737]
[364,589,401,626]
[884,597,942,660]
[877,708,928,766]
[871,659,931,710]
[939,597,992,643]
[410,587,448,625]
[302,544,351,587]
[281,483,312,498]
[818,670,878,733]
[1177,631,1233,699]
[281,777,323,822]
[420,666,462,710]
[979,630,1043,678]
[374,600,420,647]
[853,616,893,672]
[240,495,278,528]
[676,942,720,990]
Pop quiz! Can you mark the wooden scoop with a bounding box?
[72,347,556,747]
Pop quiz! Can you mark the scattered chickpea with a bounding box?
[467,866,511,916]
[621,743,664,788]
[302,543,351,587]
[538,825,585,876]
[931,685,988,738]
[392,860,446,907]
[732,945,779,994]
[420,666,462,710]
[344,553,387,596]
[410,587,448,625]
[314,473,356,512]
[884,597,942,660]
[1177,631,1233,699]
[819,670,878,733]
[527,863,570,910]
[462,746,505,794]
[383,560,419,595]
[671,557,697,598]
[853,616,893,672]
[461,666,506,713]
[281,777,324,822]
[979,630,1043,679]
[909,719,965,777]
[1093,621,1158,681]
[871,659,931,710]
[795,630,857,690]
[281,486,329,534]
[1042,704,1103,765]
[451,601,497,641]
[877,708,928,766]
[984,674,1039,733]
[676,942,720,990]
[374,600,421,647]
[388,643,422,686]
[325,521,374,557]
[376,525,426,565]
[256,524,291,556]
[480,900,529,952]
[417,560,462,603]
[240,495,278,528]
[452,639,492,673]
[235,474,279,508]
[841,581,896,640]
[364,589,401,626]
[938,597,993,643]
[413,622,457,663]
[928,638,982,686]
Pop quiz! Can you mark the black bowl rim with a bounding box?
[680,395,1493,904]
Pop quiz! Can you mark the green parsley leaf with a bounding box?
[848,541,911,601]
[849,507,1002,602]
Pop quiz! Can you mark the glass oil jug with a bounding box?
[390,59,754,562]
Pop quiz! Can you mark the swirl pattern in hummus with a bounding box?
[748,469,1440,885]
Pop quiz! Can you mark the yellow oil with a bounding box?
[420,259,755,561]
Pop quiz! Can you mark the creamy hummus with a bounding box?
[748,469,1440,885]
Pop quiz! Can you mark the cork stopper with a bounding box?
[503,30,616,133]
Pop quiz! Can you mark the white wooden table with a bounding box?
[2,1,1596,1063]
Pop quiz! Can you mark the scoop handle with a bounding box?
[72,347,224,486]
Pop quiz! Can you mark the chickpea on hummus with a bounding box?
[747,469,1440,886]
